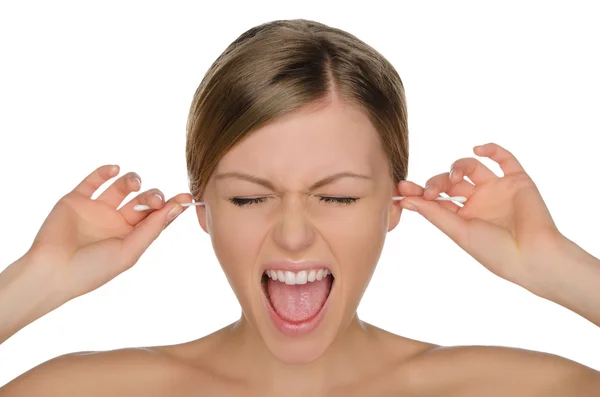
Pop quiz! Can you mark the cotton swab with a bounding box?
[132,196,467,211]
[393,196,467,203]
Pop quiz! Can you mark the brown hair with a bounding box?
[185,19,409,201]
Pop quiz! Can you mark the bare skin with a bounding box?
[2,326,597,396]
[1,95,599,395]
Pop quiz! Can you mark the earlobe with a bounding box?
[196,205,209,234]
[387,201,402,232]
[387,182,404,232]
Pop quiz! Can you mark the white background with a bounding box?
[1,0,599,385]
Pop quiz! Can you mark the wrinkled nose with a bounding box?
[272,198,316,253]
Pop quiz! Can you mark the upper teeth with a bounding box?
[265,269,330,285]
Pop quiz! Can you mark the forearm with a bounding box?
[0,252,65,345]
[533,236,600,328]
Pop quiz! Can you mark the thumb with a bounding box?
[402,197,470,248]
[121,202,183,266]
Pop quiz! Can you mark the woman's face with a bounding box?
[196,97,403,363]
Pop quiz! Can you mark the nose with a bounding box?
[272,198,316,253]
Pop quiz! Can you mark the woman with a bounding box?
[1,18,599,396]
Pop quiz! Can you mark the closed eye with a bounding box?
[229,197,268,206]
[228,196,359,207]
[319,196,359,205]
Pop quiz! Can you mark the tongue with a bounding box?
[267,276,332,322]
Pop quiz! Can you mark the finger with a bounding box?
[450,157,498,185]
[120,193,192,268]
[398,179,424,196]
[401,196,470,247]
[96,171,143,208]
[473,142,525,176]
[72,165,120,198]
[118,188,166,225]
[423,172,475,200]
[163,193,193,230]
[398,180,461,213]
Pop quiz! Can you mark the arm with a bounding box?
[1,164,188,345]
[0,251,67,345]
[528,235,600,328]
[0,252,187,395]
[397,143,600,326]
[396,143,600,392]
[0,163,189,392]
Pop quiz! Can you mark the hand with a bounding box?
[397,142,564,292]
[27,164,191,303]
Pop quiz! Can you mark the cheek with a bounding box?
[208,206,267,252]
[207,209,268,294]
[318,206,388,272]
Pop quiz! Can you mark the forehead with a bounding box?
[216,99,387,177]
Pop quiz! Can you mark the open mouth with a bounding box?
[261,270,335,332]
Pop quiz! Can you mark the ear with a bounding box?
[196,204,209,234]
[387,183,403,232]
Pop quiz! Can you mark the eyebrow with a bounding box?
[214,171,372,191]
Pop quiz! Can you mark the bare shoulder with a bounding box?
[402,344,600,396]
[0,346,210,397]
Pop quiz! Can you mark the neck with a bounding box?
[218,312,384,394]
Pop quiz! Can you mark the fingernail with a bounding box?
[132,175,142,188]
[153,193,163,203]
[167,204,182,222]
[449,168,455,180]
